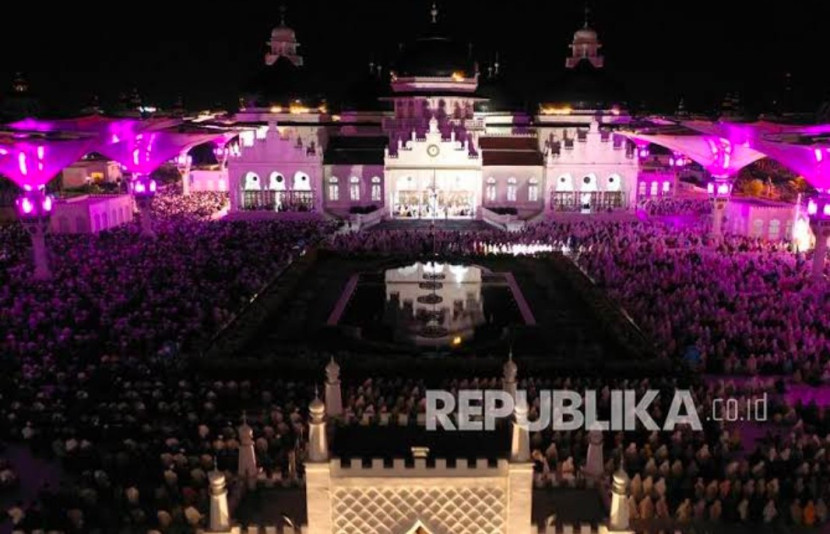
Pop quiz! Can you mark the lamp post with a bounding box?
[706,176,732,237]
[16,188,55,280]
[807,194,830,280]
[130,173,158,237]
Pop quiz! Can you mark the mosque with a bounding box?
[222,4,665,225]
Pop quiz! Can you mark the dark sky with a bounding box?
[1,0,827,115]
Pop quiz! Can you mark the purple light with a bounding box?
[707,183,715,194]
[824,204,830,217]
[134,181,146,194]
[817,148,824,163]
[0,148,8,155]
[149,179,157,193]
[808,200,818,215]
[717,183,730,195]
[42,195,52,213]
[18,153,27,175]
[20,197,33,214]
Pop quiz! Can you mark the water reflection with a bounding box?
[385,262,485,346]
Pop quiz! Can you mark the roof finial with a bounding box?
[241,410,247,425]
[494,52,501,76]
[430,2,438,24]
[213,456,219,472]
[583,3,590,28]
[279,4,287,26]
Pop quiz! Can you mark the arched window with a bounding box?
[349,176,361,202]
[528,177,540,202]
[556,174,574,192]
[769,219,781,240]
[752,218,764,237]
[507,177,518,202]
[328,176,340,201]
[243,171,261,191]
[268,172,286,191]
[638,181,647,196]
[293,171,311,191]
[486,177,497,202]
[580,174,597,192]
[606,174,622,192]
[662,181,671,194]
[371,176,382,202]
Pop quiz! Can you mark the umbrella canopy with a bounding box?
[0,130,96,190]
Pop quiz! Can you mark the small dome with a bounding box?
[613,462,629,492]
[574,27,598,41]
[503,353,517,377]
[309,396,325,416]
[271,25,296,41]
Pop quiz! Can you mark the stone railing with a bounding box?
[481,207,525,231]
[349,206,384,230]
[330,457,508,478]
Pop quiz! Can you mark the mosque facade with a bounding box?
[224,5,672,224]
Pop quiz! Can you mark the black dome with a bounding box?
[540,60,627,110]
[240,56,323,108]
[393,33,476,78]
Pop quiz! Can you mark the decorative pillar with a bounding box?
[305,393,332,534]
[707,176,732,237]
[15,189,55,280]
[507,395,533,534]
[503,348,517,403]
[208,460,231,533]
[237,412,257,490]
[608,457,632,533]
[808,195,830,280]
[178,152,193,196]
[130,174,157,238]
[583,428,604,485]
[324,357,343,418]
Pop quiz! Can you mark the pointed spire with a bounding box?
[213,455,219,472]
[279,4,287,26]
[241,410,247,425]
[583,3,590,28]
[430,2,438,23]
[494,52,501,76]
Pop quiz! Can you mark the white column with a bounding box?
[136,198,156,238]
[324,358,343,418]
[237,413,257,490]
[711,197,728,237]
[811,223,829,280]
[583,429,604,484]
[609,460,633,533]
[510,396,530,463]
[208,465,231,532]
[503,350,517,403]
[305,395,332,534]
[508,398,533,534]
[28,222,52,280]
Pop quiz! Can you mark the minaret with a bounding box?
[324,357,343,418]
[305,391,333,534]
[265,5,304,67]
[507,393,533,533]
[430,2,438,24]
[584,427,604,484]
[308,390,328,463]
[503,348,518,402]
[237,411,257,490]
[208,459,231,533]
[609,456,633,533]
[510,395,530,462]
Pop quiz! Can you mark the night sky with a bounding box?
[2,0,827,115]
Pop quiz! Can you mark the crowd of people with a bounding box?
[1,189,830,531]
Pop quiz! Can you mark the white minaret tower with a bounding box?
[325,357,343,418]
[507,394,533,533]
[609,456,633,533]
[305,391,333,534]
[503,348,518,402]
[207,460,232,533]
[308,391,328,463]
[583,427,604,485]
[237,411,257,490]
